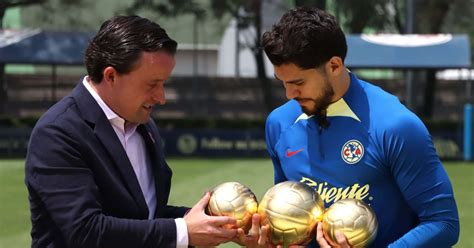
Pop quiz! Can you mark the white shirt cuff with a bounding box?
[175,218,189,248]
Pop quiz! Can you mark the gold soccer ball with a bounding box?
[322,198,378,248]
[207,182,258,231]
[258,181,325,246]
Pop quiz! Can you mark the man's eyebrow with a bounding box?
[274,74,304,84]
[151,78,166,83]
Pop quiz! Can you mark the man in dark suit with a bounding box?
[25,15,238,248]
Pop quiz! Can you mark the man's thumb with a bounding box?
[193,191,211,211]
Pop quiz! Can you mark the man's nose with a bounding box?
[285,85,298,99]
[152,87,166,105]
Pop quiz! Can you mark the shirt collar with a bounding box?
[294,72,361,123]
[294,98,360,123]
[82,76,138,134]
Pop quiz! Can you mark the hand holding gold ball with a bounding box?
[205,181,378,248]
[258,181,325,247]
[206,182,258,232]
[322,198,378,248]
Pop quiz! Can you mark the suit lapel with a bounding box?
[95,116,149,218]
[72,81,149,218]
[140,124,167,216]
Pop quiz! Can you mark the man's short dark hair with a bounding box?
[85,15,177,82]
[262,6,347,69]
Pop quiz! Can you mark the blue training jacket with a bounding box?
[265,73,459,247]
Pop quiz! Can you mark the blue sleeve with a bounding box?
[382,113,459,247]
[265,114,287,184]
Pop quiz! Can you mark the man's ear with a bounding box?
[325,56,344,76]
[103,66,117,86]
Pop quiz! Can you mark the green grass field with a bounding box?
[0,159,472,247]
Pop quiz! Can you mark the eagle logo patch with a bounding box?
[341,140,364,164]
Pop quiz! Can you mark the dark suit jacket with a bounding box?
[25,81,189,248]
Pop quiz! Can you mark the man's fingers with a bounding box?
[220,226,239,239]
[316,222,331,248]
[335,230,346,242]
[233,227,254,246]
[209,215,237,227]
[335,230,350,247]
[316,222,324,240]
[206,225,238,241]
[248,213,260,236]
[258,224,269,245]
[237,228,245,237]
[193,191,211,211]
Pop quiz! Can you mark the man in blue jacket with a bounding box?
[261,6,459,248]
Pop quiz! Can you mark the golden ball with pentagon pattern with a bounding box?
[322,198,378,248]
[258,181,325,246]
[207,182,258,231]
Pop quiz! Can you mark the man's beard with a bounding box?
[296,81,334,117]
